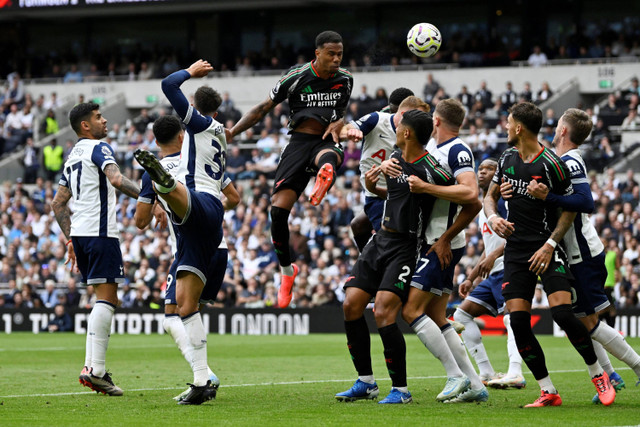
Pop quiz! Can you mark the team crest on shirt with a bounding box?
[457,150,471,165]
[565,159,582,177]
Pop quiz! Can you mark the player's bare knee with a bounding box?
[342,297,365,321]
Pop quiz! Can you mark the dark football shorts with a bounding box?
[502,241,574,302]
[272,131,343,197]
[72,236,125,285]
[345,229,419,303]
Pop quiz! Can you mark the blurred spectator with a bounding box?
[340,140,361,178]
[43,92,59,111]
[531,284,549,308]
[65,278,81,308]
[225,145,248,181]
[520,81,533,103]
[499,81,517,112]
[2,74,25,112]
[44,303,73,332]
[456,85,474,110]
[79,285,96,309]
[535,82,553,104]
[474,80,493,110]
[22,137,39,184]
[40,279,60,308]
[138,62,154,80]
[543,108,557,128]
[600,94,621,116]
[355,84,375,117]
[43,109,59,136]
[373,88,388,111]
[621,108,640,130]
[527,45,549,67]
[43,139,64,181]
[63,64,83,83]
[422,73,440,105]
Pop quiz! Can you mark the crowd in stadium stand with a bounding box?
[1,18,640,82]
[1,59,640,318]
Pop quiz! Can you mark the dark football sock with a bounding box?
[510,311,549,380]
[345,316,373,376]
[270,206,292,267]
[378,323,407,388]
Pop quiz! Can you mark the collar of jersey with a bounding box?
[410,151,430,164]
[437,136,458,148]
[164,151,181,158]
[389,114,397,132]
[521,145,545,163]
[310,61,335,78]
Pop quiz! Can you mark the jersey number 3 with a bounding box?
[204,139,225,180]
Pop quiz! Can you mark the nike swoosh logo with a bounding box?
[366,388,376,394]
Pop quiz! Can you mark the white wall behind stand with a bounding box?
[25,63,639,112]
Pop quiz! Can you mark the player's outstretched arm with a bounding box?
[529,180,595,214]
[185,59,214,79]
[339,123,363,142]
[104,164,140,199]
[229,97,276,138]
[408,170,479,204]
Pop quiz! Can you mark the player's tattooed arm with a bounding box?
[50,185,73,239]
[549,210,577,245]
[104,163,140,198]
[230,97,275,137]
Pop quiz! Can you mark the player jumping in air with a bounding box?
[229,31,356,308]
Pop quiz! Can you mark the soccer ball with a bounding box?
[406,23,442,58]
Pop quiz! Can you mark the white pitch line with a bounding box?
[0,344,176,352]
[0,367,631,399]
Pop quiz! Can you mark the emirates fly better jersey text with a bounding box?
[270,61,353,130]
[493,146,573,248]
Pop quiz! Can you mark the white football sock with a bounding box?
[442,325,484,389]
[592,339,614,376]
[183,311,209,386]
[411,315,464,378]
[537,375,557,394]
[591,321,640,377]
[90,301,115,378]
[164,314,194,368]
[358,375,375,384]
[587,362,604,378]
[281,265,294,276]
[504,314,523,377]
[84,310,93,368]
[454,309,494,377]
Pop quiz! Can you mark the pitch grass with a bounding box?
[1,333,639,426]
